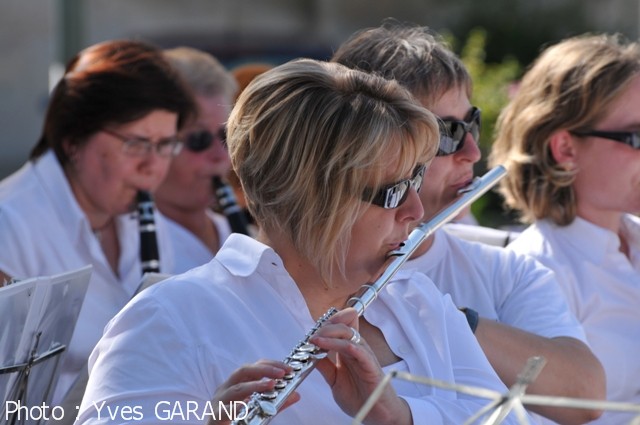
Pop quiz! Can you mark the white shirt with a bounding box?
[76,235,526,425]
[0,151,173,404]
[508,216,640,425]
[159,209,231,274]
[444,222,521,247]
[405,229,586,341]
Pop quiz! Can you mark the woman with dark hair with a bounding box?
[0,39,195,406]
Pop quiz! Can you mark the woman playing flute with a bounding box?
[77,58,526,425]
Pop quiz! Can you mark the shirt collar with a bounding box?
[559,216,634,263]
[216,233,285,277]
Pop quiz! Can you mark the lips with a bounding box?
[453,174,474,192]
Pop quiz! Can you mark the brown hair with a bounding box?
[31,39,196,166]
[331,19,471,108]
[489,33,640,225]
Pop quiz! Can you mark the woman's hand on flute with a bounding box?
[311,308,412,425]
[206,360,300,425]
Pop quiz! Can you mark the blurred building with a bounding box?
[1,0,637,178]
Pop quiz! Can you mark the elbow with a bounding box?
[568,353,607,424]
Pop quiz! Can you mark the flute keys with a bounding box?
[261,391,279,400]
[291,352,310,362]
[289,360,303,371]
[297,343,318,353]
[258,400,277,417]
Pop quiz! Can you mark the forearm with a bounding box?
[475,318,605,424]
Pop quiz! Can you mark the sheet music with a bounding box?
[0,266,91,425]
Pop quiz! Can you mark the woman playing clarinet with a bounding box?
[154,47,251,274]
[0,40,195,411]
[76,59,528,425]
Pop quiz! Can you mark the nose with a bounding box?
[456,132,482,164]
[398,187,424,223]
[138,151,172,187]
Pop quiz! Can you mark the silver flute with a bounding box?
[233,165,507,425]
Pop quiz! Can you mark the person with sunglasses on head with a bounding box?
[489,33,640,425]
[154,47,244,273]
[0,40,195,410]
[76,58,528,425]
[332,20,605,424]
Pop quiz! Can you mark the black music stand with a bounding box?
[0,266,91,425]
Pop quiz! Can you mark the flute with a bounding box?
[233,165,507,425]
[137,190,161,274]
[212,176,251,236]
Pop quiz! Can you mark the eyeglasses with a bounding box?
[570,129,640,149]
[363,164,426,209]
[437,107,481,156]
[183,127,227,153]
[103,128,183,157]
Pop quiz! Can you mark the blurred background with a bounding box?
[1,0,638,225]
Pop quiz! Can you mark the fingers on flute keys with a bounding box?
[213,360,294,404]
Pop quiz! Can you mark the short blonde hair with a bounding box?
[489,33,640,225]
[227,59,438,279]
[164,47,238,102]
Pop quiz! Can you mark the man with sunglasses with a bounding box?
[154,47,241,273]
[332,20,605,424]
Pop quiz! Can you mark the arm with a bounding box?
[475,318,605,425]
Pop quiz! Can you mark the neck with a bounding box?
[409,234,435,259]
[576,209,629,258]
[258,230,361,319]
[576,205,623,234]
[158,202,218,252]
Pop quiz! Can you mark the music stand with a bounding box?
[0,266,92,425]
[352,356,640,425]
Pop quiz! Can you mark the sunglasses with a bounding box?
[437,107,481,156]
[363,164,426,209]
[183,127,227,152]
[570,129,640,149]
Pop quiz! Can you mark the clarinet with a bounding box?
[136,190,161,274]
[212,176,251,235]
[232,165,507,425]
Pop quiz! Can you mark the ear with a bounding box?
[548,129,577,165]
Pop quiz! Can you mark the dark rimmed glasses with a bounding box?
[570,129,640,149]
[183,127,227,152]
[437,107,481,156]
[363,164,426,209]
[103,128,183,157]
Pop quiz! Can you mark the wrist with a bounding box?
[459,307,479,334]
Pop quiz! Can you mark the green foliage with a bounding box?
[451,28,522,227]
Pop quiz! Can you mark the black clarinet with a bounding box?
[136,190,161,274]
[212,176,250,235]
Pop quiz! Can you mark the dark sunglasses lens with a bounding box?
[437,122,466,156]
[470,109,481,141]
[384,182,410,209]
[186,130,213,152]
